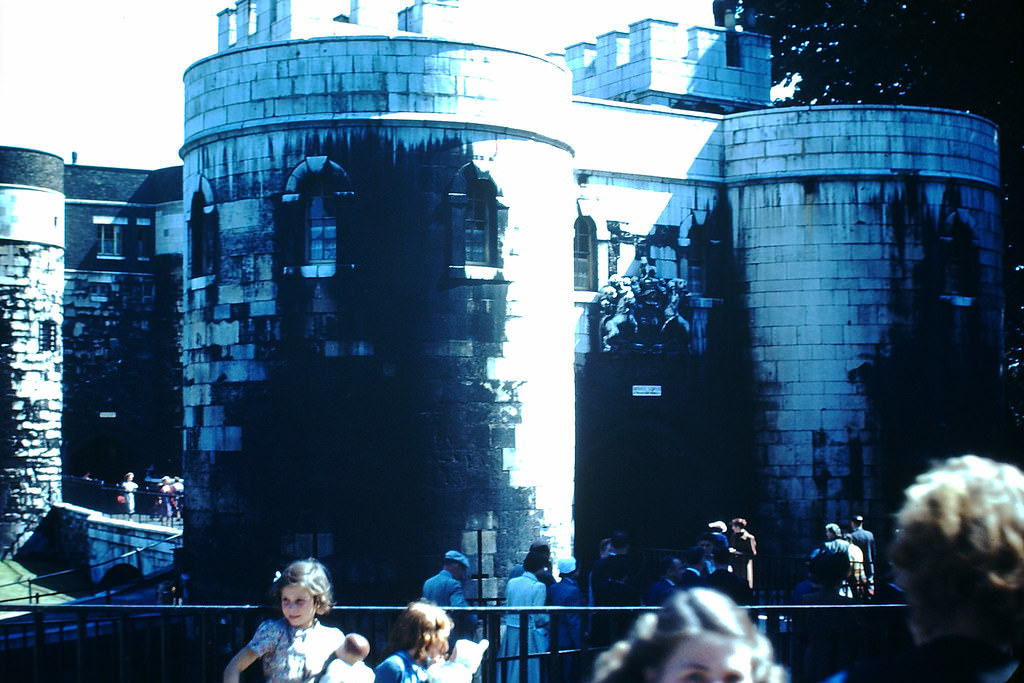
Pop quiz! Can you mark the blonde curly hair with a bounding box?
[889,454,1024,644]
[590,589,785,683]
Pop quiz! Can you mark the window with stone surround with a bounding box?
[939,207,980,304]
[574,216,598,291]
[448,163,506,274]
[280,157,353,273]
[94,216,127,258]
[465,179,497,265]
[189,191,219,278]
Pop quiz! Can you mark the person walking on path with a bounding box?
[121,472,138,516]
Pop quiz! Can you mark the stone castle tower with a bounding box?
[0,0,1003,596]
[181,0,578,602]
[0,148,64,556]
[176,0,1002,601]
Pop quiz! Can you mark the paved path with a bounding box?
[0,559,89,605]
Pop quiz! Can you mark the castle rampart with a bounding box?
[567,20,770,112]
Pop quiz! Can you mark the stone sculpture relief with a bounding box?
[598,269,694,354]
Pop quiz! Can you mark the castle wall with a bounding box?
[726,106,1003,551]
[568,100,1003,564]
[60,166,184,483]
[181,35,576,603]
[0,147,65,557]
[571,98,723,181]
[1,4,1008,593]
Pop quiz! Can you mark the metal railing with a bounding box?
[0,566,88,605]
[0,531,184,605]
[0,602,913,683]
[61,476,184,528]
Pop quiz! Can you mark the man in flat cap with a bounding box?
[423,549,477,639]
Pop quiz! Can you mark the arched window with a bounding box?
[188,176,218,278]
[281,157,353,269]
[449,164,506,271]
[465,176,498,266]
[574,216,598,291]
[940,208,980,300]
[686,222,707,296]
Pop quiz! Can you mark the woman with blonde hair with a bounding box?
[591,588,785,683]
[824,455,1024,683]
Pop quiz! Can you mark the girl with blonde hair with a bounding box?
[591,588,785,683]
[223,558,368,683]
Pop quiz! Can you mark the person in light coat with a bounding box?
[498,551,549,683]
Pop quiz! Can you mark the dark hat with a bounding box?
[444,550,469,568]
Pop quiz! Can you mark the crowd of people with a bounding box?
[73,469,185,525]
[119,470,184,524]
[222,453,1024,683]
[793,516,877,605]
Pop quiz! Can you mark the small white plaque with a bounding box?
[632,385,662,397]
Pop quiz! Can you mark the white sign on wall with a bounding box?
[631,385,662,397]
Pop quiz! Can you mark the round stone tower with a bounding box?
[0,146,65,557]
[181,30,576,601]
[725,106,1003,550]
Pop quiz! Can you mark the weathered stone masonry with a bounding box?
[0,1,1006,591]
[0,147,64,557]
[180,27,576,602]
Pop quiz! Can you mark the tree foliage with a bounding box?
[740,0,1024,441]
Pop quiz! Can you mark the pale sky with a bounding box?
[0,0,713,170]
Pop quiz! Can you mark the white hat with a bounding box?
[557,557,577,574]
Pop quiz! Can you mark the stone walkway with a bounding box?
[0,559,91,605]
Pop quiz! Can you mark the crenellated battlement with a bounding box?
[216,0,475,53]
[218,0,364,52]
[566,19,770,112]
[213,0,768,116]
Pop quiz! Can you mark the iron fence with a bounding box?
[62,476,184,528]
[0,602,913,683]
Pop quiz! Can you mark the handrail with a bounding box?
[0,531,183,605]
[0,602,914,683]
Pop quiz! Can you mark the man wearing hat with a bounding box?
[423,550,478,638]
[547,557,582,683]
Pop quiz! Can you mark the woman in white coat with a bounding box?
[498,551,549,683]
